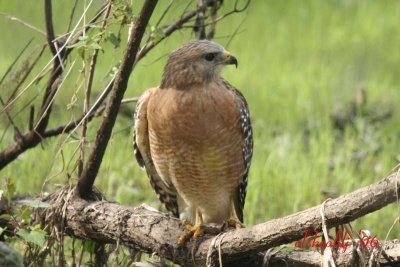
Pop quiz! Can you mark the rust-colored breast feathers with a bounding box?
[146,83,246,221]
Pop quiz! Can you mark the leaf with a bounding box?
[88,43,102,50]
[149,25,165,43]
[4,177,16,205]
[19,199,50,208]
[17,228,46,247]
[91,31,105,39]
[88,24,102,29]
[78,35,89,41]
[32,224,42,231]
[0,214,12,220]
[106,63,121,78]
[106,32,120,48]
[85,261,96,267]
[0,226,5,235]
[77,47,86,60]
[16,229,30,240]
[15,207,32,224]
[67,39,88,49]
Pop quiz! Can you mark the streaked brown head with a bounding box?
[160,40,237,89]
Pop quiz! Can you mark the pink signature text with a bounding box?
[294,228,379,253]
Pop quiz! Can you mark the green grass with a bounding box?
[1,0,399,247]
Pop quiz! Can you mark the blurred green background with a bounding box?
[1,0,399,242]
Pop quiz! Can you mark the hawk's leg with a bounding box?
[178,208,204,246]
[224,197,245,229]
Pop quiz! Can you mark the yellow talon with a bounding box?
[223,197,245,230]
[224,218,244,229]
[178,202,245,246]
[178,209,205,246]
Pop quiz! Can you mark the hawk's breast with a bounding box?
[147,83,244,222]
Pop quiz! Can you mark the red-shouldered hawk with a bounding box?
[133,40,253,244]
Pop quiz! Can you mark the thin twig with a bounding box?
[35,0,66,135]
[4,44,47,107]
[0,0,240,172]
[34,60,77,132]
[46,77,114,146]
[78,1,112,176]
[77,0,159,198]
[225,16,246,48]
[0,12,46,36]
[195,0,207,39]
[182,0,251,29]
[42,95,136,139]
[0,39,33,138]
[218,0,250,21]
[0,38,33,86]
[0,123,11,144]
[135,4,208,62]
[121,97,139,104]
[67,0,80,32]
[155,0,174,27]
[206,0,219,40]
[64,2,109,59]
[0,0,105,170]
[0,0,101,115]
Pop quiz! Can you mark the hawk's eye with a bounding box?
[204,53,215,61]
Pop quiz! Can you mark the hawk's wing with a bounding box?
[223,80,253,223]
[133,88,179,217]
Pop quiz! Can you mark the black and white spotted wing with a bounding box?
[222,80,253,223]
[133,90,179,217]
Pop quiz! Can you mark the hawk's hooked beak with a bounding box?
[223,51,238,68]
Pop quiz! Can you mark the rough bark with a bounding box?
[39,173,400,266]
[264,240,400,267]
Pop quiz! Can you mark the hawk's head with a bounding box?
[160,40,238,89]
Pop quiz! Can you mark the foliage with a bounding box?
[17,226,46,248]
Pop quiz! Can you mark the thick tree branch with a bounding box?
[35,0,67,134]
[77,0,159,197]
[44,0,57,56]
[40,173,400,266]
[264,240,400,267]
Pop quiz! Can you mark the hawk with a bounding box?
[133,40,253,244]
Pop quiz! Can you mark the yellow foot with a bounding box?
[178,219,204,246]
[223,218,244,230]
